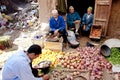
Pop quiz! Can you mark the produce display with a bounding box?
[107,48,120,65]
[32,49,64,67]
[59,52,81,69]
[59,47,112,80]
[91,29,101,37]
[77,47,112,80]
[33,47,113,80]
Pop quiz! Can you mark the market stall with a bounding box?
[32,46,120,80]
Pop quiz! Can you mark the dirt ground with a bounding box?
[0,1,120,79]
[0,28,107,56]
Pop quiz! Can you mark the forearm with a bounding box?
[87,23,93,28]
[50,28,56,31]
[35,77,43,80]
[58,26,65,31]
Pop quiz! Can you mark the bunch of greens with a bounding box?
[107,48,120,65]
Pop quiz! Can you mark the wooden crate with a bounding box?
[44,41,63,51]
[89,24,102,39]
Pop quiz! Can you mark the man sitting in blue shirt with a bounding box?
[49,9,67,43]
[2,44,50,80]
[67,6,81,35]
[81,6,94,36]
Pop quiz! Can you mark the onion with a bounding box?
[80,65,85,70]
[60,47,113,79]
[81,60,86,65]
[96,74,102,79]
[63,63,67,68]
[93,68,99,73]
[90,76,95,80]
[97,66,102,71]
[97,71,103,76]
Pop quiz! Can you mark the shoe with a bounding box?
[63,43,69,50]
[66,43,69,50]
[70,28,75,31]
[86,42,94,47]
[75,32,79,35]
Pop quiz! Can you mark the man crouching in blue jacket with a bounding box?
[49,9,68,45]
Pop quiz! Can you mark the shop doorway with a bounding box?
[67,0,95,17]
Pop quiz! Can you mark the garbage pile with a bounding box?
[0,12,13,30]
[0,2,39,30]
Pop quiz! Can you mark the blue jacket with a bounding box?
[49,15,66,32]
[67,12,81,27]
[82,13,94,31]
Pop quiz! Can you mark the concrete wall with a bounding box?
[38,0,57,23]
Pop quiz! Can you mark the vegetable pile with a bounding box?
[59,47,112,80]
[91,29,101,37]
[77,47,112,80]
[107,48,120,65]
[59,52,81,69]
[32,49,64,67]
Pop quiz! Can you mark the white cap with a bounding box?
[69,6,74,10]
[51,9,58,14]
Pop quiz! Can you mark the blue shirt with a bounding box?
[2,51,42,80]
[49,15,66,31]
[67,12,81,27]
[82,13,94,31]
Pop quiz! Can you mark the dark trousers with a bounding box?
[50,29,68,43]
[80,25,90,36]
[29,62,38,77]
[81,30,90,36]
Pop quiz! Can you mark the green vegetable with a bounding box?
[107,48,120,65]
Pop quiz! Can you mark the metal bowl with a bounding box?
[38,61,51,74]
[100,45,111,57]
[69,41,80,48]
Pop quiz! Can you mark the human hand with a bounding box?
[83,25,86,30]
[33,65,39,69]
[74,20,80,24]
[42,74,50,80]
[54,29,59,36]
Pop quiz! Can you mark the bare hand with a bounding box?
[54,29,59,36]
[74,20,80,24]
[83,25,86,30]
[33,65,39,69]
[42,74,50,80]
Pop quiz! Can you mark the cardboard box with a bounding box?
[44,41,63,51]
